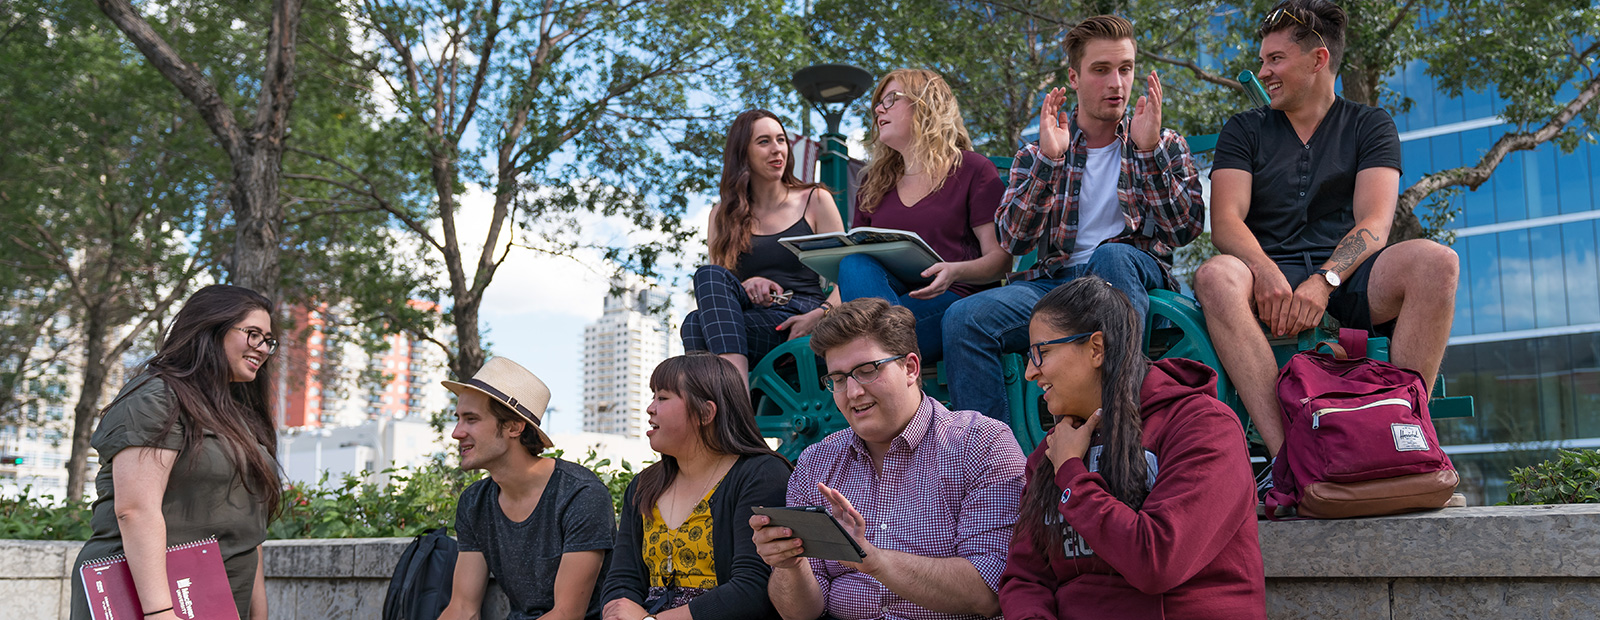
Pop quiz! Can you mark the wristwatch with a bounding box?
[1313,268,1341,288]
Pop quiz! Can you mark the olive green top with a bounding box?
[70,374,274,620]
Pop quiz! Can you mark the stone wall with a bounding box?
[7,505,1598,619]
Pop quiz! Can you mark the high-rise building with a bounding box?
[582,280,673,438]
[276,300,453,430]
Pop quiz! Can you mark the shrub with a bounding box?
[0,449,642,541]
[1504,449,1600,505]
[269,448,641,539]
[0,486,92,540]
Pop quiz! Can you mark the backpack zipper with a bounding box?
[1311,398,1412,429]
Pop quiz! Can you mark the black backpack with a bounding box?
[383,528,458,620]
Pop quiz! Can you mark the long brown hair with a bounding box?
[135,284,283,518]
[857,69,973,214]
[1019,276,1149,556]
[633,352,789,518]
[708,109,820,269]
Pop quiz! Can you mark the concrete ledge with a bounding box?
[1260,505,1600,578]
[5,505,1599,618]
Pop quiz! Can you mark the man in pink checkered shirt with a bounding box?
[751,298,1027,620]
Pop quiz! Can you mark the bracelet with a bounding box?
[144,607,174,617]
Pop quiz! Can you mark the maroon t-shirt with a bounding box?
[853,150,1005,297]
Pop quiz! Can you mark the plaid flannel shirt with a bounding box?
[996,109,1205,289]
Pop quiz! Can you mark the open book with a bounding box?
[779,227,944,285]
[79,536,240,620]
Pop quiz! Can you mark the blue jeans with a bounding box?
[942,243,1167,420]
[836,254,963,361]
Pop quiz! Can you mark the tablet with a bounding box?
[752,506,867,563]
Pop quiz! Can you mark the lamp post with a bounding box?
[792,64,873,224]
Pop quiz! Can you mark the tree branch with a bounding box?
[93,0,246,159]
[1394,71,1600,239]
[1138,49,1243,90]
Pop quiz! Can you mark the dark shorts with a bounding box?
[1273,246,1395,337]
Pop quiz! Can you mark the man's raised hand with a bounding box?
[1131,70,1163,152]
[1038,87,1072,160]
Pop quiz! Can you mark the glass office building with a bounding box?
[1389,61,1600,504]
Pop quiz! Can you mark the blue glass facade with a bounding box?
[1388,59,1600,504]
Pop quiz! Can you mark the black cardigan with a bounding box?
[602,453,791,620]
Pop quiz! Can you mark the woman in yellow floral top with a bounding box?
[602,353,792,620]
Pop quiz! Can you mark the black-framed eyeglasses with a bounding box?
[1264,6,1327,50]
[1027,332,1094,368]
[822,354,909,392]
[232,327,279,355]
[873,90,913,116]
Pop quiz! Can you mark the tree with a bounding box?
[291,0,797,379]
[93,0,302,295]
[2,0,223,498]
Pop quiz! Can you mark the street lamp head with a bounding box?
[792,64,875,104]
[792,64,874,135]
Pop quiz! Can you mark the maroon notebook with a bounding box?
[79,536,241,620]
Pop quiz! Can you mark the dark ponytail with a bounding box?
[1017,276,1150,557]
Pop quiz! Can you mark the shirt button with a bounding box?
[1299,192,1306,196]
[880,523,888,530]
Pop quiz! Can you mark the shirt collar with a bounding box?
[848,393,938,458]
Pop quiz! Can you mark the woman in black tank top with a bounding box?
[682,110,845,379]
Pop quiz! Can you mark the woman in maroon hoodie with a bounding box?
[998,276,1266,619]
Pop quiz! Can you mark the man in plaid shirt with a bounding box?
[943,15,1205,421]
[751,298,1026,620]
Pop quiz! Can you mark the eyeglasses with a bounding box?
[1264,6,1327,50]
[232,327,279,355]
[822,354,909,392]
[1027,332,1094,368]
[873,91,913,116]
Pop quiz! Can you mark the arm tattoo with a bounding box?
[1327,228,1381,274]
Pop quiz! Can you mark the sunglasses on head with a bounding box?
[1264,6,1327,50]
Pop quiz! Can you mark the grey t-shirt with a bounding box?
[455,458,616,620]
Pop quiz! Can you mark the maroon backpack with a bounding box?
[1265,329,1457,519]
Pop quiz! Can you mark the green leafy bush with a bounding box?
[1505,449,1600,505]
[269,449,641,539]
[0,450,642,541]
[0,486,92,540]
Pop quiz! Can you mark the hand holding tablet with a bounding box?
[751,505,867,563]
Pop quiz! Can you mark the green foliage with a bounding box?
[1504,449,1600,505]
[0,486,93,541]
[269,449,641,539]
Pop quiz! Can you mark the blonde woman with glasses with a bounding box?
[836,69,1011,361]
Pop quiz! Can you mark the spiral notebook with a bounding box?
[79,536,240,620]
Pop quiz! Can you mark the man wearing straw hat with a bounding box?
[440,357,617,620]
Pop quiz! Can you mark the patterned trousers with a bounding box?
[680,265,822,365]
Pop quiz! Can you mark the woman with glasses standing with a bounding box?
[602,353,792,620]
[70,285,284,620]
[681,109,846,381]
[998,277,1265,619]
[837,69,1011,361]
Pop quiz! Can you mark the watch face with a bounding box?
[1324,270,1342,287]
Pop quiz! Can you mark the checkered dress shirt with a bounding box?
[997,109,1205,289]
[787,395,1027,620]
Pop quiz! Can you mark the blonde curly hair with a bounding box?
[857,69,973,215]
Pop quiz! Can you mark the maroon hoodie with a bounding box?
[998,358,1266,620]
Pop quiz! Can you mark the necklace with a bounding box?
[667,454,733,528]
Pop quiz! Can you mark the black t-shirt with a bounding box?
[1212,98,1402,261]
[455,458,617,620]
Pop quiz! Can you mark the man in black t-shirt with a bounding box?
[1194,0,1460,465]
[440,357,616,620]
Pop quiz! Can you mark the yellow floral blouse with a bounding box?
[643,481,722,590]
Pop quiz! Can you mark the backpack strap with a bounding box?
[1337,328,1368,359]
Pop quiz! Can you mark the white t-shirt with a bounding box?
[1067,139,1127,267]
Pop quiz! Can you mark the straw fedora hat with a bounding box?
[441,357,554,449]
